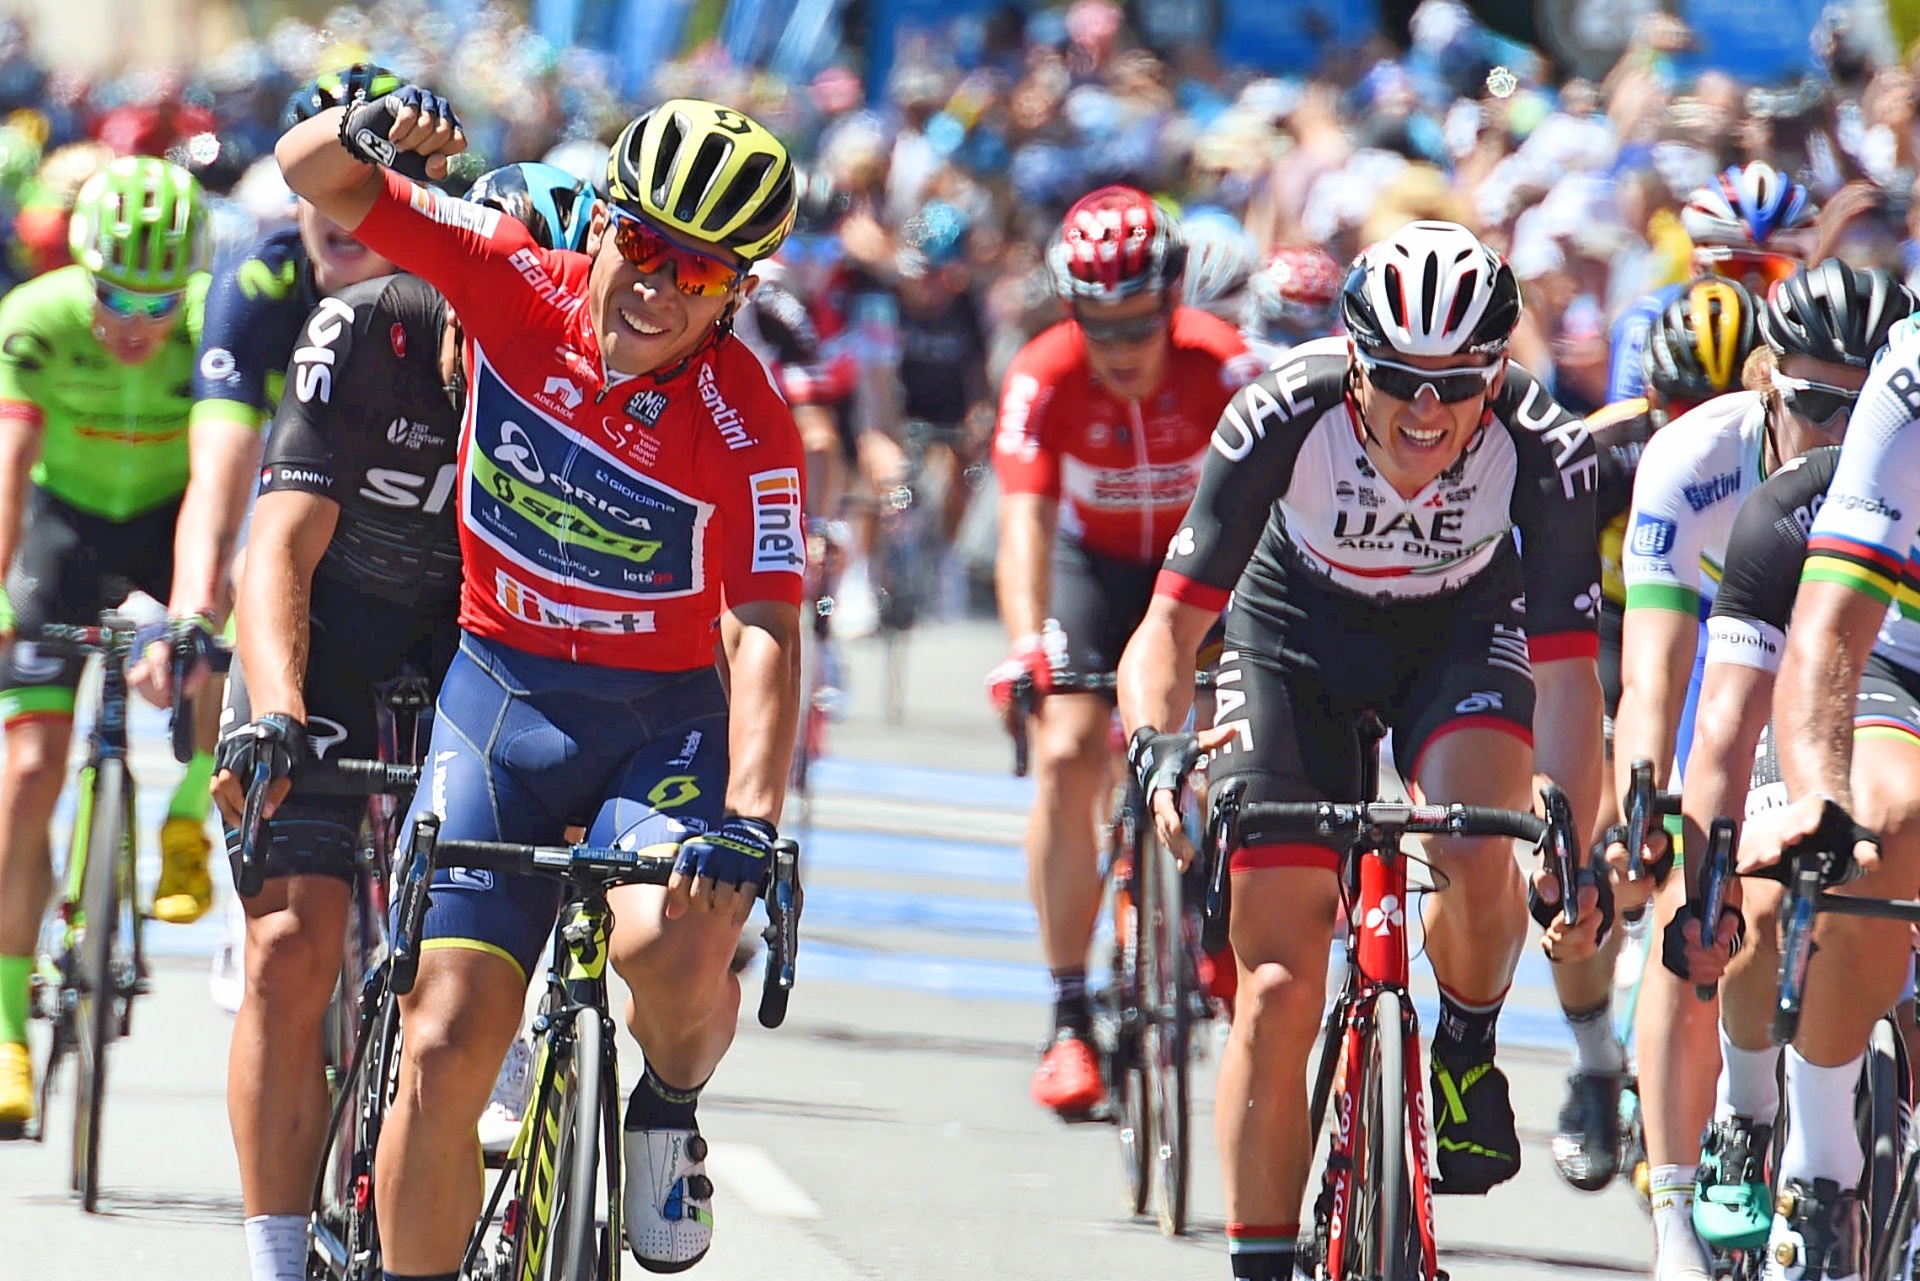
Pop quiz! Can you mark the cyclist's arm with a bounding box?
[1681,662,1774,878]
[1777,356,1920,808]
[1116,595,1212,746]
[167,414,259,622]
[1613,421,1722,802]
[234,489,337,721]
[719,598,802,824]
[1502,364,1604,842]
[0,403,42,590]
[990,358,1062,641]
[274,106,386,231]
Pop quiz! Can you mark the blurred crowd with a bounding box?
[3,0,1920,425]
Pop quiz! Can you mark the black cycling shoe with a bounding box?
[1551,1070,1625,1192]
[1764,1177,1862,1280]
[1430,1052,1521,1194]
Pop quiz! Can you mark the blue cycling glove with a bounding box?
[674,815,777,892]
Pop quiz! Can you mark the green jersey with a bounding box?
[0,264,210,521]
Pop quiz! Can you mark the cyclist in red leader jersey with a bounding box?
[986,186,1262,1116]
[278,90,803,1274]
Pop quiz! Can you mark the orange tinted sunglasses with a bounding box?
[606,205,744,298]
[1695,245,1800,291]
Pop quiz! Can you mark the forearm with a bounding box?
[1612,611,1696,801]
[235,542,311,722]
[0,419,41,577]
[1776,641,1862,809]
[169,420,263,619]
[722,615,801,824]
[1678,682,1771,884]
[1118,602,1200,739]
[274,107,385,230]
[994,497,1054,640]
[1533,661,1606,847]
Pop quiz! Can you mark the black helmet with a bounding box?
[281,63,403,130]
[1759,259,1918,368]
[1643,276,1760,403]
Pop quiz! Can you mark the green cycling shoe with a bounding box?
[1693,1115,1773,1250]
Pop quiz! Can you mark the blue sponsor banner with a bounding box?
[1675,0,1824,82]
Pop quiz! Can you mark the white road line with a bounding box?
[706,1142,823,1220]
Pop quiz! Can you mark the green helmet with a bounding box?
[68,156,208,293]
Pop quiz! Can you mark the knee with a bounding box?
[244,911,342,1021]
[1034,720,1107,790]
[1436,837,1522,899]
[401,990,514,1112]
[1234,960,1324,1060]
[617,921,734,1009]
[2,729,68,796]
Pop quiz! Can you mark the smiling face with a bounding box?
[297,197,396,296]
[586,203,747,377]
[1352,348,1504,497]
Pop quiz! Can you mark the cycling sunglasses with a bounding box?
[1696,245,1800,291]
[1774,372,1859,425]
[95,282,184,321]
[605,205,745,298]
[1074,305,1169,347]
[1355,348,1502,404]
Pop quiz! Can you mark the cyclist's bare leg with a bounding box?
[1217,867,1339,1233]
[1720,878,1784,1053]
[1412,730,1531,1002]
[0,714,73,955]
[607,883,744,1091]
[228,874,349,1214]
[1637,871,1719,1168]
[855,429,906,560]
[375,947,525,1275]
[1027,694,1110,971]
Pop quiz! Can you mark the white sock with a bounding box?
[1778,1047,1866,1190]
[1567,1000,1626,1073]
[244,1214,307,1281]
[1649,1164,1713,1281]
[1716,1024,1781,1124]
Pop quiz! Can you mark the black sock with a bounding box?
[624,1059,704,1131]
[1433,982,1505,1060]
[1229,1251,1294,1281]
[1051,967,1090,1034]
[384,1272,459,1281]
[1227,1222,1297,1280]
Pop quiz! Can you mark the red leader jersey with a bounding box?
[992,307,1259,565]
[351,170,805,671]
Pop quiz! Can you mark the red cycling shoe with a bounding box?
[1031,1029,1103,1116]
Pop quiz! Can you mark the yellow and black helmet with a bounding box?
[607,99,795,263]
[1643,274,1759,403]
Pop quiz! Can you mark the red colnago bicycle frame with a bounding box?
[1323,839,1439,1281]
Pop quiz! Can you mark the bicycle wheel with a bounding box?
[1107,834,1151,1217]
[1142,831,1191,1236]
[1875,1146,1920,1281]
[1348,989,1413,1281]
[72,756,127,1212]
[1863,1017,1906,1268]
[516,1011,605,1281]
[311,970,401,1280]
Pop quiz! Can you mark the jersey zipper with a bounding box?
[1130,398,1151,563]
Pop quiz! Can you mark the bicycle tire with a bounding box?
[73,756,127,1212]
[550,1010,605,1281]
[1144,831,1191,1236]
[1863,1017,1905,1269]
[1352,989,1412,1281]
[311,968,401,1280]
[1108,830,1151,1218]
[1875,1145,1920,1281]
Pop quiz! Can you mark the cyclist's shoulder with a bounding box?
[1585,396,1653,434]
[0,264,92,335]
[1636,391,1761,475]
[209,224,310,309]
[1610,282,1682,336]
[1011,318,1085,377]
[1168,306,1247,359]
[692,339,799,456]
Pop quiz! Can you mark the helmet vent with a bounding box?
[678,134,732,225]
[1445,268,1479,337]
[650,114,688,207]
[708,152,775,234]
[1420,252,1440,333]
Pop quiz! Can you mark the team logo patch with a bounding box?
[1629,513,1677,557]
[390,323,407,358]
[748,468,804,575]
[199,346,236,382]
[627,390,669,427]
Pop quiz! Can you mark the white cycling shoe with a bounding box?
[623,1125,714,1272]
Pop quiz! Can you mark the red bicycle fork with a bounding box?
[1323,846,1440,1280]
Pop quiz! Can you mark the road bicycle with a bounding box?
[1199,711,1576,1280]
[1610,757,1682,1204]
[1701,828,1920,1280]
[25,613,151,1211]
[298,768,804,1280]
[1008,667,1217,1236]
[788,518,848,848]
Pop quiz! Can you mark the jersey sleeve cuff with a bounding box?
[1623,582,1702,616]
[1153,570,1231,614]
[0,399,43,427]
[1527,630,1599,664]
[188,398,264,430]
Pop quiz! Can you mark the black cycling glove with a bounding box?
[339,86,461,181]
[215,713,308,786]
[1127,726,1203,806]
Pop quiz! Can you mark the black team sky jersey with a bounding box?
[257,273,462,613]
